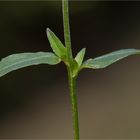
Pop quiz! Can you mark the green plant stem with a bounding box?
[67,67,80,140]
[62,0,80,139]
[62,0,73,60]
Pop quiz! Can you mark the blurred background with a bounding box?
[0,1,140,139]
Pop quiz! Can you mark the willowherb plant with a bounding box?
[0,0,140,139]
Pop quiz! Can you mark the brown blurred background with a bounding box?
[0,1,140,139]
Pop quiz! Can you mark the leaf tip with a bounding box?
[82,48,86,53]
[46,28,51,35]
[47,27,50,31]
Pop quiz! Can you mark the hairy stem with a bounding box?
[62,0,80,139]
[67,68,80,140]
[62,0,73,60]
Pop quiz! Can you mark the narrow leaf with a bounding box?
[75,48,86,66]
[82,49,140,69]
[0,52,61,77]
[47,28,67,59]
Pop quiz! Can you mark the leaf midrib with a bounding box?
[0,54,56,73]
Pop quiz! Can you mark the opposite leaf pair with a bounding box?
[0,28,140,78]
[47,28,86,77]
[47,28,140,76]
[47,28,85,77]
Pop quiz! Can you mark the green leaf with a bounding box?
[0,52,61,77]
[75,48,86,67]
[82,49,140,69]
[47,28,67,60]
[70,59,79,77]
